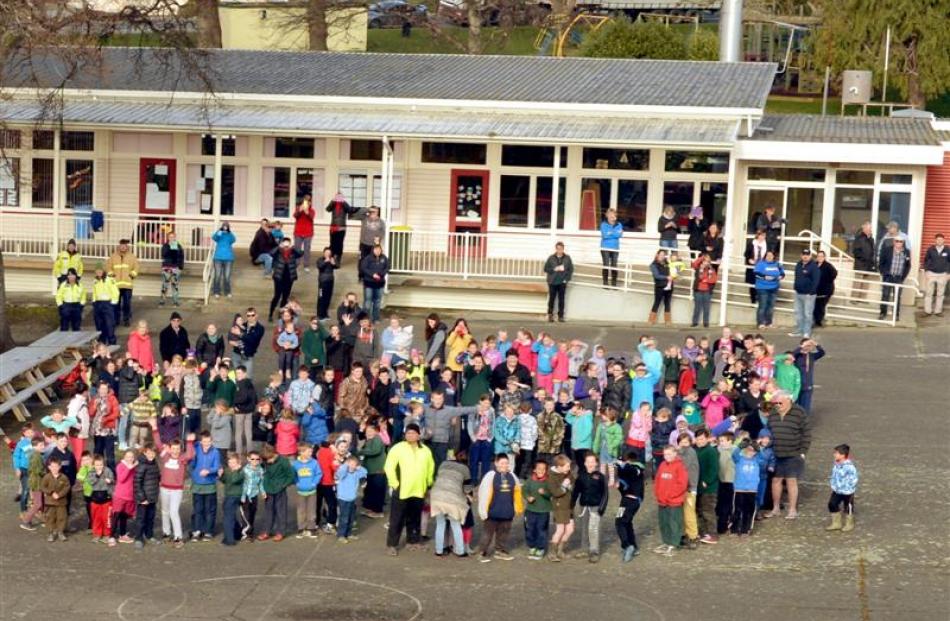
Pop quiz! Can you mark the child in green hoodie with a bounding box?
[593,408,623,487]
[259,445,295,542]
[775,353,802,403]
[19,437,49,531]
[74,451,94,531]
[220,453,245,546]
[694,429,719,544]
[523,459,552,560]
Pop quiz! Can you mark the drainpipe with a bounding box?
[719,0,743,62]
[212,134,223,229]
[718,152,740,326]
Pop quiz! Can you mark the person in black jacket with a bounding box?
[489,350,532,396]
[543,242,574,323]
[792,249,820,338]
[922,233,948,316]
[812,251,838,328]
[702,223,724,267]
[133,443,161,547]
[194,325,225,386]
[232,365,258,456]
[686,207,707,254]
[249,219,277,277]
[878,238,911,320]
[316,247,339,320]
[236,309,266,378]
[268,238,303,322]
[359,244,390,323]
[755,205,784,254]
[158,312,190,365]
[850,221,876,301]
[326,192,360,265]
[615,451,645,562]
[657,205,679,249]
[602,362,631,413]
[572,453,608,562]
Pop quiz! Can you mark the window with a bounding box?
[201,134,236,156]
[501,145,568,168]
[579,178,611,231]
[582,148,649,171]
[880,173,912,185]
[664,151,729,174]
[878,192,910,240]
[421,142,486,165]
[663,181,694,229]
[0,130,21,150]
[534,177,566,229]
[350,140,383,161]
[275,137,315,159]
[31,158,54,209]
[499,175,530,227]
[748,167,825,182]
[0,158,19,206]
[65,160,94,209]
[831,187,873,251]
[32,131,54,150]
[836,170,874,185]
[273,167,291,218]
[699,182,728,227]
[195,164,235,215]
[617,180,648,232]
[372,174,402,214]
[338,173,369,209]
[62,131,94,151]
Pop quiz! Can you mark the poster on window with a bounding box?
[456,175,483,221]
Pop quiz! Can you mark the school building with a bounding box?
[1,48,947,324]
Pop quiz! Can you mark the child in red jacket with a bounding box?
[654,444,688,556]
[316,436,347,533]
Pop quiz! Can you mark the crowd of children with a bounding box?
[8,308,858,562]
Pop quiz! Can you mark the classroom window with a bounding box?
[372,175,402,214]
[201,134,236,156]
[582,147,649,170]
[65,160,94,209]
[339,173,369,209]
[350,140,383,161]
[663,181,694,229]
[579,178,611,231]
[275,137,315,159]
[617,180,648,232]
[32,131,54,150]
[664,150,729,174]
[836,170,874,185]
[880,173,912,185]
[748,167,825,182]
[498,175,530,227]
[195,164,235,215]
[273,167,291,218]
[0,130,21,150]
[877,192,911,240]
[31,158,54,209]
[62,131,95,151]
[421,142,486,165]
[534,177,566,229]
[501,145,568,168]
[0,158,19,206]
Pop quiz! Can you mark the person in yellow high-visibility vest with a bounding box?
[105,239,139,327]
[52,238,84,284]
[54,268,87,331]
[91,268,120,345]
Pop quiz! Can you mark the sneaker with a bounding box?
[659,545,674,557]
[387,546,399,556]
[305,530,318,539]
[529,550,542,561]
[272,534,284,542]
[214,294,220,299]
[348,535,360,541]
[323,524,335,534]
[700,534,718,544]
[19,522,36,532]
[622,545,637,563]
[493,552,514,561]
[652,545,668,554]
[226,294,233,299]
[588,552,600,564]
[134,540,144,550]
[256,534,270,541]
[91,536,101,543]
[47,534,55,542]
[107,537,117,547]
[191,531,202,541]
[202,534,214,542]
[118,535,134,544]
[149,538,162,546]
[338,537,350,544]
[787,331,802,337]
[295,530,306,539]
[174,538,184,549]
[685,539,699,550]
[479,555,492,563]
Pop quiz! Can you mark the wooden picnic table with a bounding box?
[31,330,102,358]
[0,342,84,422]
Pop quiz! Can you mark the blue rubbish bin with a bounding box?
[74,203,93,239]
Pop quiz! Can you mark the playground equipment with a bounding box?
[534,13,612,56]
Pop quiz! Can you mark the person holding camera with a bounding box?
[755,205,785,254]
[211,222,237,299]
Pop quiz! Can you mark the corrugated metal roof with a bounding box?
[4,48,776,110]
[0,100,740,145]
[750,114,943,146]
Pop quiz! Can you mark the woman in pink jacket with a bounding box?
[126,320,155,372]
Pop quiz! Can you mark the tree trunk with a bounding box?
[903,35,925,108]
[467,1,482,55]
[308,0,329,51]
[196,0,223,48]
[0,250,16,353]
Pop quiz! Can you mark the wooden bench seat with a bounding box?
[397,277,548,294]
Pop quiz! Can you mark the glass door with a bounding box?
[782,187,824,262]
[747,188,785,236]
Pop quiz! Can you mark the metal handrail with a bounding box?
[201,246,215,305]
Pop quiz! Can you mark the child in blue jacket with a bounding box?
[190,431,223,541]
[334,455,367,542]
[292,443,322,538]
[827,443,859,533]
[731,439,760,535]
[300,404,329,447]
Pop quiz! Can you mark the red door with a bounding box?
[449,169,489,257]
[139,158,176,215]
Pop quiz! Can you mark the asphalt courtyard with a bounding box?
[1,305,948,621]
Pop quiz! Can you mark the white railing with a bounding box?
[201,246,215,305]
